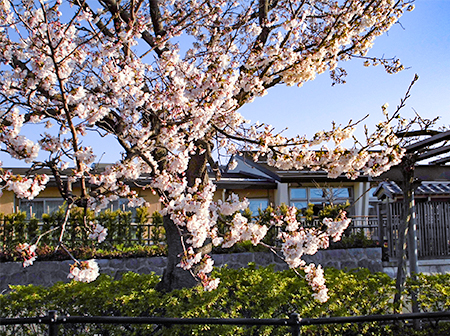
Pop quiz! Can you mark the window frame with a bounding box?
[18,198,66,218]
[247,198,270,216]
[289,186,354,213]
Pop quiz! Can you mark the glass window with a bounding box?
[107,198,138,217]
[310,188,325,199]
[333,188,351,198]
[291,201,308,212]
[290,188,306,199]
[289,186,353,215]
[19,197,140,219]
[248,198,269,216]
[19,199,65,218]
[310,187,352,202]
[45,200,65,214]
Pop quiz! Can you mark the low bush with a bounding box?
[2,266,450,335]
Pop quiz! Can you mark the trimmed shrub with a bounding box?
[2,266,450,336]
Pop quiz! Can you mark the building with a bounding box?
[5,155,450,261]
[0,154,378,221]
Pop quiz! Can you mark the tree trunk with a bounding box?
[155,214,198,292]
[393,186,409,314]
[155,139,214,292]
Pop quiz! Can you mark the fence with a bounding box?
[346,216,379,239]
[2,310,450,336]
[0,209,165,251]
[382,201,450,260]
[0,210,379,251]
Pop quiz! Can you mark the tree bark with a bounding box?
[155,214,198,292]
[155,139,214,292]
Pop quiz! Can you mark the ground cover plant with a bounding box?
[2,266,450,336]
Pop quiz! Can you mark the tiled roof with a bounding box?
[377,181,450,198]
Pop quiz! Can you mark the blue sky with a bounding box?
[240,0,450,141]
[2,0,449,167]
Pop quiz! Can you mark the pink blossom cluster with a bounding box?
[221,213,268,248]
[324,212,352,242]
[68,260,100,283]
[304,264,329,303]
[198,271,221,292]
[2,171,49,200]
[16,243,37,267]
[177,247,202,270]
[177,249,220,291]
[88,223,108,243]
[259,206,351,299]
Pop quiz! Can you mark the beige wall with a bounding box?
[224,189,275,205]
[139,189,162,214]
[1,185,275,215]
[33,188,66,198]
[0,186,163,216]
[0,190,15,214]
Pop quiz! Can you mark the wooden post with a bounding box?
[407,191,420,329]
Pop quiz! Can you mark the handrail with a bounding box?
[2,310,450,336]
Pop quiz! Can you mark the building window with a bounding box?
[108,198,138,217]
[19,199,65,218]
[248,198,269,216]
[19,198,138,219]
[368,187,379,216]
[289,187,353,214]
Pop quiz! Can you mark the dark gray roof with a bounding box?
[3,166,277,190]
[376,181,450,199]
[239,152,372,183]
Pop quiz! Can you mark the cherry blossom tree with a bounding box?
[0,0,415,300]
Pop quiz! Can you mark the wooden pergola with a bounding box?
[375,130,450,318]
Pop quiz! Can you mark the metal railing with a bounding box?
[0,215,379,250]
[293,216,379,239]
[0,220,164,249]
[0,216,379,255]
[346,216,379,240]
[2,310,450,336]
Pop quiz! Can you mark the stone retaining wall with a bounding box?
[1,248,382,293]
[383,259,450,278]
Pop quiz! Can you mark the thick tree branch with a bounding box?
[149,0,165,37]
[100,0,166,56]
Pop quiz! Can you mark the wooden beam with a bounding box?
[374,165,450,182]
[405,130,450,153]
[415,145,450,161]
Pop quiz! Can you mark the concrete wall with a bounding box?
[383,259,450,278]
[1,248,382,293]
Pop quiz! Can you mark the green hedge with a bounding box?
[2,266,450,336]
[0,208,167,262]
[1,205,376,262]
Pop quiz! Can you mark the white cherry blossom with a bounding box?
[68,260,100,283]
[0,0,417,299]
